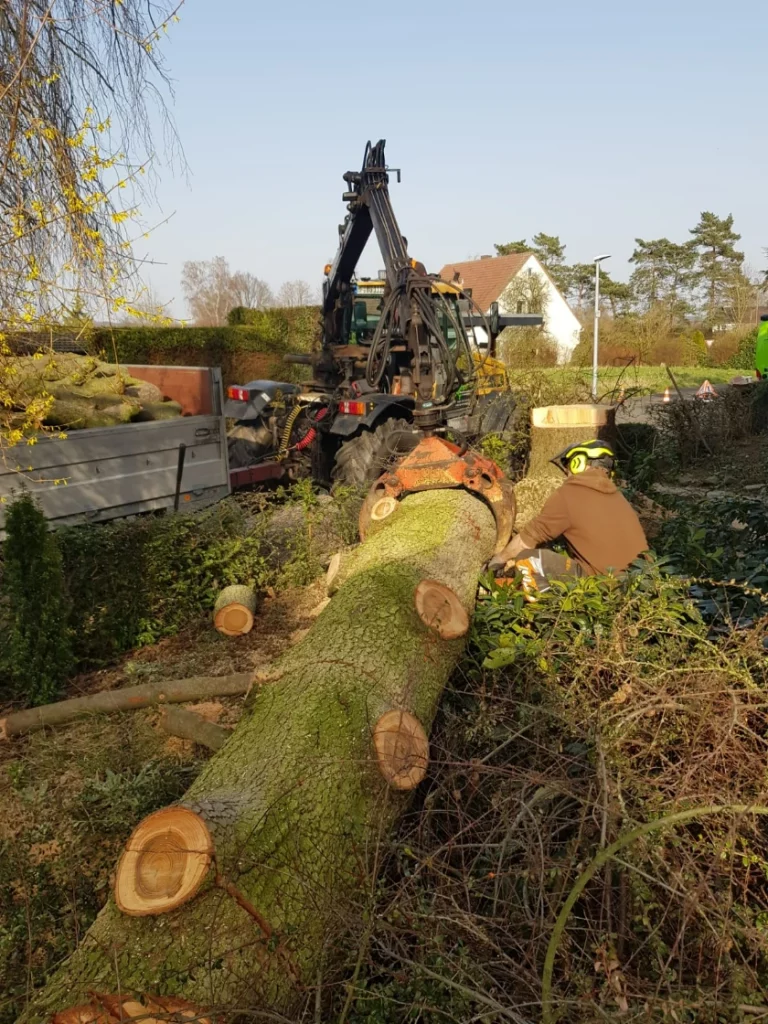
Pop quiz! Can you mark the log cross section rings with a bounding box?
[114,807,214,916]
[414,579,469,640]
[373,710,429,790]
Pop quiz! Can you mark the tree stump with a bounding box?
[515,404,617,525]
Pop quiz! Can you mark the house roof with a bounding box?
[438,254,531,312]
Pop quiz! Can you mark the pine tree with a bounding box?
[530,233,571,293]
[494,240,528,255]
[629,238,697,312]
[599,273,635,317]
[689,212,744,320]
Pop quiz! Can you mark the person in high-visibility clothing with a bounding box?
[488,440,648,598]
[757,314,768,380]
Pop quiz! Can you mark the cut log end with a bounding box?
[370,496,398,522]
[214,603,254,636]
[53,994,213,1024]
[114,807,214,916]
[414,579,469,640]
[213,585,257,636]
[372,710,429,790]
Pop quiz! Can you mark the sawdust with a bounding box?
[182,702,225,723]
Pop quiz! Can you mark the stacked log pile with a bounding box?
[8,354,182,430]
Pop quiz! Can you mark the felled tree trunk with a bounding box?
[514,404,616,525]
[20,488,496,1024]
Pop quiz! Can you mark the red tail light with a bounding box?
[757,370,763,380]
[339,401,367,415]
[227,386,250,402]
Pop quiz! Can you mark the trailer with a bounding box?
[0,365,232,536]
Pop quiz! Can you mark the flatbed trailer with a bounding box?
[0,365,232,536]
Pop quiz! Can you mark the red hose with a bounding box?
[295,427,316,451]
[294,406,328,451]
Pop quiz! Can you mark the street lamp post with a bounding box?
[592,254,611,402]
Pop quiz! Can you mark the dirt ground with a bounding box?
[653,431,768,498]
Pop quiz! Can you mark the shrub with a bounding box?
[13,314,324,387]
[499,327,559,367]
[0,493,72,705]
[56,499,270,669]
[725,326,758,370]
[347,555,768,1022]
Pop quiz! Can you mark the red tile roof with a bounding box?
[438,254,531,311]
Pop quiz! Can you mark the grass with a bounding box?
[507,364,742,400]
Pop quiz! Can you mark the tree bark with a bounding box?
[159,707,231,752]
[19,488,496,1023]
[0,674,253,741]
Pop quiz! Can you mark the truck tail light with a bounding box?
[227,386,250,402]
[339,401,367,415]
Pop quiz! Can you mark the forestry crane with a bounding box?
[225,140,541,488]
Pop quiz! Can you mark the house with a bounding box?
[438,253,582,362]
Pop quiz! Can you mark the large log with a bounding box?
[515,404,617,525]
[19,487,497,1023]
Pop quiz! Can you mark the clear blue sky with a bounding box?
[140,0,767,316]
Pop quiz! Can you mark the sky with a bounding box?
[137,0,768,317]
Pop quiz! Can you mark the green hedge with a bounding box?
[227,304,321,345]
[0,500,269,692]
[726,326,758,370]
[8,309,321,387]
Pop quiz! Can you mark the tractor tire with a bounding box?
[331,418,419,490]
[479,392,518,435]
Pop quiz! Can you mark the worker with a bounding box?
[488,440,648,597]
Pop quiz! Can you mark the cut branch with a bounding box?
[0,673,253,741]
[213,584,257,636]
[159,707,231,752]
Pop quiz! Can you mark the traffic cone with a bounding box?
[695,379,717,400]
[662,387,671,403]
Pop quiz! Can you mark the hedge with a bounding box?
[0,499,270,695]
[8,307,322,387]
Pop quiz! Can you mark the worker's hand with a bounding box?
[488,533,526,572]
[487,554,510,574]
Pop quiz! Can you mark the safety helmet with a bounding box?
[551,439,616,476]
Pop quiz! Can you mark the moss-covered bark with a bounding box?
[19,489,495,1023]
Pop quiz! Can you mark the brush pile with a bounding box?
[353,564,768,1023]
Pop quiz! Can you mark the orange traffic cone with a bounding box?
[662,387,671,403]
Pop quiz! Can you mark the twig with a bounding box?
[541,803,768,1024]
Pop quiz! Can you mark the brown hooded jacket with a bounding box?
[518,467,648,575]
